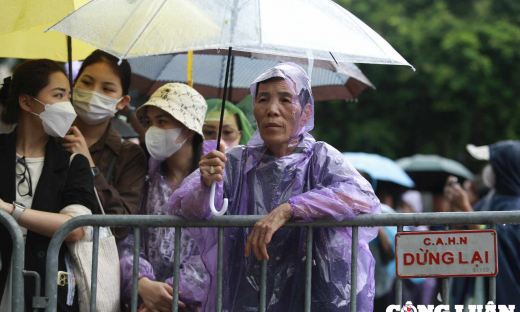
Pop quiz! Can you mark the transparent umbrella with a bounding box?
[48,0,413,67]
[48,0,413,219]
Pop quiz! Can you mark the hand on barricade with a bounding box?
[245,203,292,261]
[138,277,185,312]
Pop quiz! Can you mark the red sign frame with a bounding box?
[395,230,498,278]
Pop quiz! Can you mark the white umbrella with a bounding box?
[48,0,412,68]
[48,0,413,217]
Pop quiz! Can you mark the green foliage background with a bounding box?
[314,0,520,171]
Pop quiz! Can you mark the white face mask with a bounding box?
[32,98,77,137]
[73,88,123,125]
[145,126,187,161]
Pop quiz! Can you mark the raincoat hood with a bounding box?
[249,62,314,147]
[489,140,520,196]
[204,99,254,146]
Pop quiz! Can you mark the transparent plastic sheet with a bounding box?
[48,0,412,69]
[170,135,380,311]
[118,157,210,309]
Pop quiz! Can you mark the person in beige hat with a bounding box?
[118,83,209,312]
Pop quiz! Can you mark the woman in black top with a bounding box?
[0,59,98,311]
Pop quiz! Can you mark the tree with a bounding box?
[314,0,520,171]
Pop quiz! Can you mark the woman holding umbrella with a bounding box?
[170,63,380,311]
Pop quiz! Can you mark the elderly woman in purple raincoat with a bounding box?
[169,63,380,312]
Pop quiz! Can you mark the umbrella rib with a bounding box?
[119,0,169,61]
[327,0,397,64]
[329,52,339,65]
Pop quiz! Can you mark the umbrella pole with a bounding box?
[216,47,233,151]
[228,55,235,102]
[67,36,73,103]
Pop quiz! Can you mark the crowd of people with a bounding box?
[0,50,518,312]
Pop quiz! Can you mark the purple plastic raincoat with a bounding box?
[118,158,210,311]
[169,63,380,312]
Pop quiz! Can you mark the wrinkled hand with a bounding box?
[444,176,473,212]
[199,150,227,187]
[245,203,292,261]
[137,278,185,312]
[62,126,95,167]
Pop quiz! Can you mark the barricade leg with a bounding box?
[260,259,267,312]
[442,225,450,305]
[489,224,496,303]
[350,226,359,312]
[23,270,41,312]
[90,226,100,312]
[172,228,181,312]
[131,227,140,312]
[0,209,25,312]
[395,225,403,308]
[304,226,313,312]
[216,227,224,312]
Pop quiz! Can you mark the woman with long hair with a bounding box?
[0,59,98,311]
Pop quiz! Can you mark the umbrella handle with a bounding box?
[209,181,228,216]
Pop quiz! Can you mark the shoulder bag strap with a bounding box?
[104,138,125,182]
[69,153,107,217]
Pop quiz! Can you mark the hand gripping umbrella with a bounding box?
[48,0,414,218]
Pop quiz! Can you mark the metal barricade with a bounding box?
[40,211,520,312]
[0,208,26,312]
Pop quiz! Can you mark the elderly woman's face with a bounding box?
[254,78,305,147]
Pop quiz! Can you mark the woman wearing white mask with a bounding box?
[118,83,210,312]
[0,59,98,311]
[63,50,147,240]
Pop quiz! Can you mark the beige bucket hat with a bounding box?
[137,83,207,137]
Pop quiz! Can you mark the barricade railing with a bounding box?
[35,210,520,312]
[0,208,26,312]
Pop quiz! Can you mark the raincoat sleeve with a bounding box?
[118,228,156,307]
[168,140,225,219]
[288,142,380,221]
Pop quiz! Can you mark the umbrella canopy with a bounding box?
[0,0,95,62]
[396,154,474,193]
[129,50,375,102]
[47,0,413,68]
[343,152,415,188]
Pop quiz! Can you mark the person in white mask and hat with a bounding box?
[63,50,147,240]
[118,83,211,312]
[0,59,99,311]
